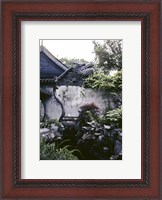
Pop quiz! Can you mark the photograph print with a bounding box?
[40,39,122,160]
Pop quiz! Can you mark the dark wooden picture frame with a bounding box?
[1,1,160,199]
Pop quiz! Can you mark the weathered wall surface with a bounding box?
[40,86,118,120]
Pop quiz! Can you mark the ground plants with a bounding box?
[40,139,78,160]
[40,105,122,160]
[75,103,122,160]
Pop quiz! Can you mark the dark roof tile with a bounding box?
[40,46,68,79]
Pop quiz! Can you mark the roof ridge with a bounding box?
[57,67,73,81]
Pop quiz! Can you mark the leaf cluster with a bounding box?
[40,139,78,160]
[103,107,122,128]
[84,70,122,92]
[77,106,122,160]
[60,57,89,68]
[93,40,122,73]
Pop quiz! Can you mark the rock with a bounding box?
[114,140,122,155]
[51,124,59,132]
[98,135,104,141]
[104,125,111,130]
[40,128,50,136]
[94,132,101,136]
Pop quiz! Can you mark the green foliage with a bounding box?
[104,107,122,128]
[40,139,78,160]
[81,120,103,140]
[93,40,122,73]
[84,70,122,92]
[77,106,122,160]
[111,70,122,91]
[60,57,89,68]
[78,103,101,126]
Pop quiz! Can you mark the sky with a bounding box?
[40,40,102,62]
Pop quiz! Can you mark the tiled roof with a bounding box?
[57,63,94,87]
[40,46,68,79]
[40,46,94,86]
[40,78,56,84]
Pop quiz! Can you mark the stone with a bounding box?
[104,125,111,130]
[114,140,122,155]
[51,124,59,132]
[40,128,50,136]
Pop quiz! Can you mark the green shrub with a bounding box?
[104,107,122,128]
[84,70,122,92]
[40,139,78,160]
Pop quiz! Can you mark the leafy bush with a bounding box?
[78,103,101,129]
[40,106,122,160]
[84,70,122,92]
[76,104,116,159]
[103,107,122,128]
[40,139,78,160]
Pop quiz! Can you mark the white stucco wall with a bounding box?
[41,86,117,120]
